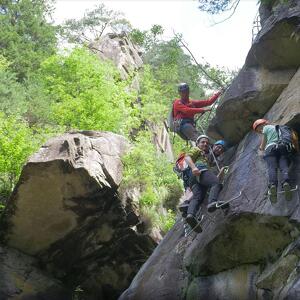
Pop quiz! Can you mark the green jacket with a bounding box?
[186,147,210,169]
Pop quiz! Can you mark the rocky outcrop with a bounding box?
[0,246,71,299]
[91,33,143,80]
[208,0,300,145]
[207,67,295,144]
[120,2,300,299]
[1,131,156,299]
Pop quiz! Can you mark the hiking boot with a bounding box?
[283,182,292,201]
[207,201,218,213]
[186,214,202,232]
[269,184,277,204]
[186,214,197,228]
[178,202,189,213]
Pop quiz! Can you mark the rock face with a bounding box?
[120,2,300,299]
[208,0,300,145]
[92,33,143,80]
[0,246,71,300]
[1,131,156,299]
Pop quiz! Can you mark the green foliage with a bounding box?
[39,47,133,132]
[129,25,164,50]
[61,3,131,46]
[122,131,182,230]
[0,0,57,80]
[198,0,234,14]
[0,68,27,116]
[0,113,45,194]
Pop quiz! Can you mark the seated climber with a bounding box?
[172,83,223,142]
[178,139,227,216]
[184,135,227,230]
[252,119,298,202]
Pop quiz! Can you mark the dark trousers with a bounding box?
[264,144,290,187]
[179,120,200,142]
[187,170,222,216]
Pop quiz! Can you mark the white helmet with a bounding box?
[196,134,210,145]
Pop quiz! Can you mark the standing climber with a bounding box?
[172,83,223,142]
[253,119,297,202]
[184,135,227,231]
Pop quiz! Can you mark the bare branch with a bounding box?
[210,0,241,26]
[173,31,225,88]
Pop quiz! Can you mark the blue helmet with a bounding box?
[178,83,189,92]
[214,140,225,147]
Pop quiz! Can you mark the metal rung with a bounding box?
[216,191,242,208]
[277,185,298,194]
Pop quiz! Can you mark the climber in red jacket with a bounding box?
[173,83,223,141]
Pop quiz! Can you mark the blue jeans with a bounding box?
[264,144,290,186]
[179,119,199,142]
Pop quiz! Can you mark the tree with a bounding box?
[60,3,131,47]
[39,47,133,132]
[0,0,57,80]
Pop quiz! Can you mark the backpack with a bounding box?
[167,102,175,132]
[275,125,299,152]
[173,153,190,187]
[167,100,182,133]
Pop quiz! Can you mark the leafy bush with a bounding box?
[0,113,51,196]
[39,48,133,132]
[122,131,182,231]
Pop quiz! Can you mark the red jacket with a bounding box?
[173,92,221,120]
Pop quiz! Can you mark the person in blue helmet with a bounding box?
[209,140,226,173]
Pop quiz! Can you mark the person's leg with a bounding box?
[187,184,204,216]
[186,183,205,231]
[278,146,292,200]
[198,171,221,204]
[180,123,200,142]
[198,170,225,212]
[278,147,290,185]
[264,154,278,187]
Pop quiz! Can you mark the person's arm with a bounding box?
[185,155,201,176]
[259,134,266,151]
[190,92,221,108]
[174,100,209,115]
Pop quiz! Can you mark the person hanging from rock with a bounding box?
[172,83,223,142]
[184,135,228,231]
[252,119,298,202]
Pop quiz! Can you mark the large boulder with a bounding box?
[0,131,156,299]
[207,67,295,144]
[208,0,300,145]
[247,1,300,69]
[0,245,71,300]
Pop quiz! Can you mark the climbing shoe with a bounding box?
[178,202,189,213]
[186,214,202,233]
[207,201,218,213]
[268,184,277,204]
[283,182,292,201]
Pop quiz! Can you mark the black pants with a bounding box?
[187,170,222,216]
[179,120,200,142]
[264,144,290,187]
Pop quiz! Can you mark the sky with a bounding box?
[53,0,260,70]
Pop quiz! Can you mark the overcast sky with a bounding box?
[53,0,259,70]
